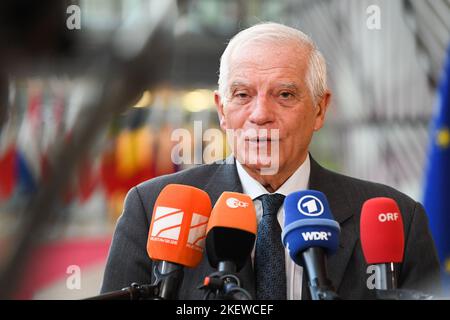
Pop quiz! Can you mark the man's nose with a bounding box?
[248,94,275,126]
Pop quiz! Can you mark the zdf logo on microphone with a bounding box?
[297,195,324,216]
[226,197,249,209]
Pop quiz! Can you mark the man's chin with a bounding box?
[237,156,281,175]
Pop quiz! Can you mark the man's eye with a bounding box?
[236,93,249,99]
[279,91,293,99]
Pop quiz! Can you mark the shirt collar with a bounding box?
[235,154,311,200]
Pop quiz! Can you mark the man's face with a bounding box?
[215,40,330,175]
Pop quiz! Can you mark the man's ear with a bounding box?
[313,90,331,131]
[214,91,227,130]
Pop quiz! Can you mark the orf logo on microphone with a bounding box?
[297,195,324,216]
[378,212,399,222]
[226,197,249,209]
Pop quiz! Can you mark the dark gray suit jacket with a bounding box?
[100,156,441,299]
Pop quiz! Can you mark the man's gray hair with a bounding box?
[218,22,327,105]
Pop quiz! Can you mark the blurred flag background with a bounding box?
[0,0,449,299]
[424,45,450,295]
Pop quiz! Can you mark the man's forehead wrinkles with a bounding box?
[231,64,299,73]
[230,81,249,87]
[278,83,299,89]
[229,81,299,89]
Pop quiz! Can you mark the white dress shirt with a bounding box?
[235,154,311,300]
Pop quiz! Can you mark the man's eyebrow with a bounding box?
[230,81,250,89]
[277,83,300,91]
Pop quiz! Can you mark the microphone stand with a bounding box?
[375,289,435,300]
[371,263,436,300]
[372,263,397,290]
[85,261,183,300]
[85,282,159,300]
[199,261,253,300]
[302,248,341,300]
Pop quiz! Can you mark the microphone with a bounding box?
[85,184,211,300]
[147,183,212,299]
[281,190,341,300]
[360,197,404,291]
[201,192,257,300]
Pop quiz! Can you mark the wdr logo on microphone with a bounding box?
[301,231,331,241]
[297,195,324,216]
[150,206,208,251]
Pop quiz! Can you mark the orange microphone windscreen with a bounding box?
[147,184,212,268]
[205,192,257,270]
[206,192,257,235]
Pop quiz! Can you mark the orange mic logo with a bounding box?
[147,184,212,268]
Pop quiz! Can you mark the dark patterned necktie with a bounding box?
[255,193,286,300]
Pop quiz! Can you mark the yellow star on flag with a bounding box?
[436,128,450,149]
[446,258,450,274]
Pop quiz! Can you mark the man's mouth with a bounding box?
[246,137,279,143]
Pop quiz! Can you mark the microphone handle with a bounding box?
[154,261,184,300]
[374,262,397,290]
[84,288,135,300]
[84,262,184,300]
[84,283,158,300]
[301,247,337,300]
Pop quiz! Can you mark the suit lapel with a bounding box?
[203,156,243,202]
[308,156,358,292]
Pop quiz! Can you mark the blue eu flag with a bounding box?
[423,45,450,294]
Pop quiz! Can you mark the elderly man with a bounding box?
[101,22,440,299]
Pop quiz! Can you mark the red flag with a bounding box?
[77,159,99,203]
[0,144,17,199]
